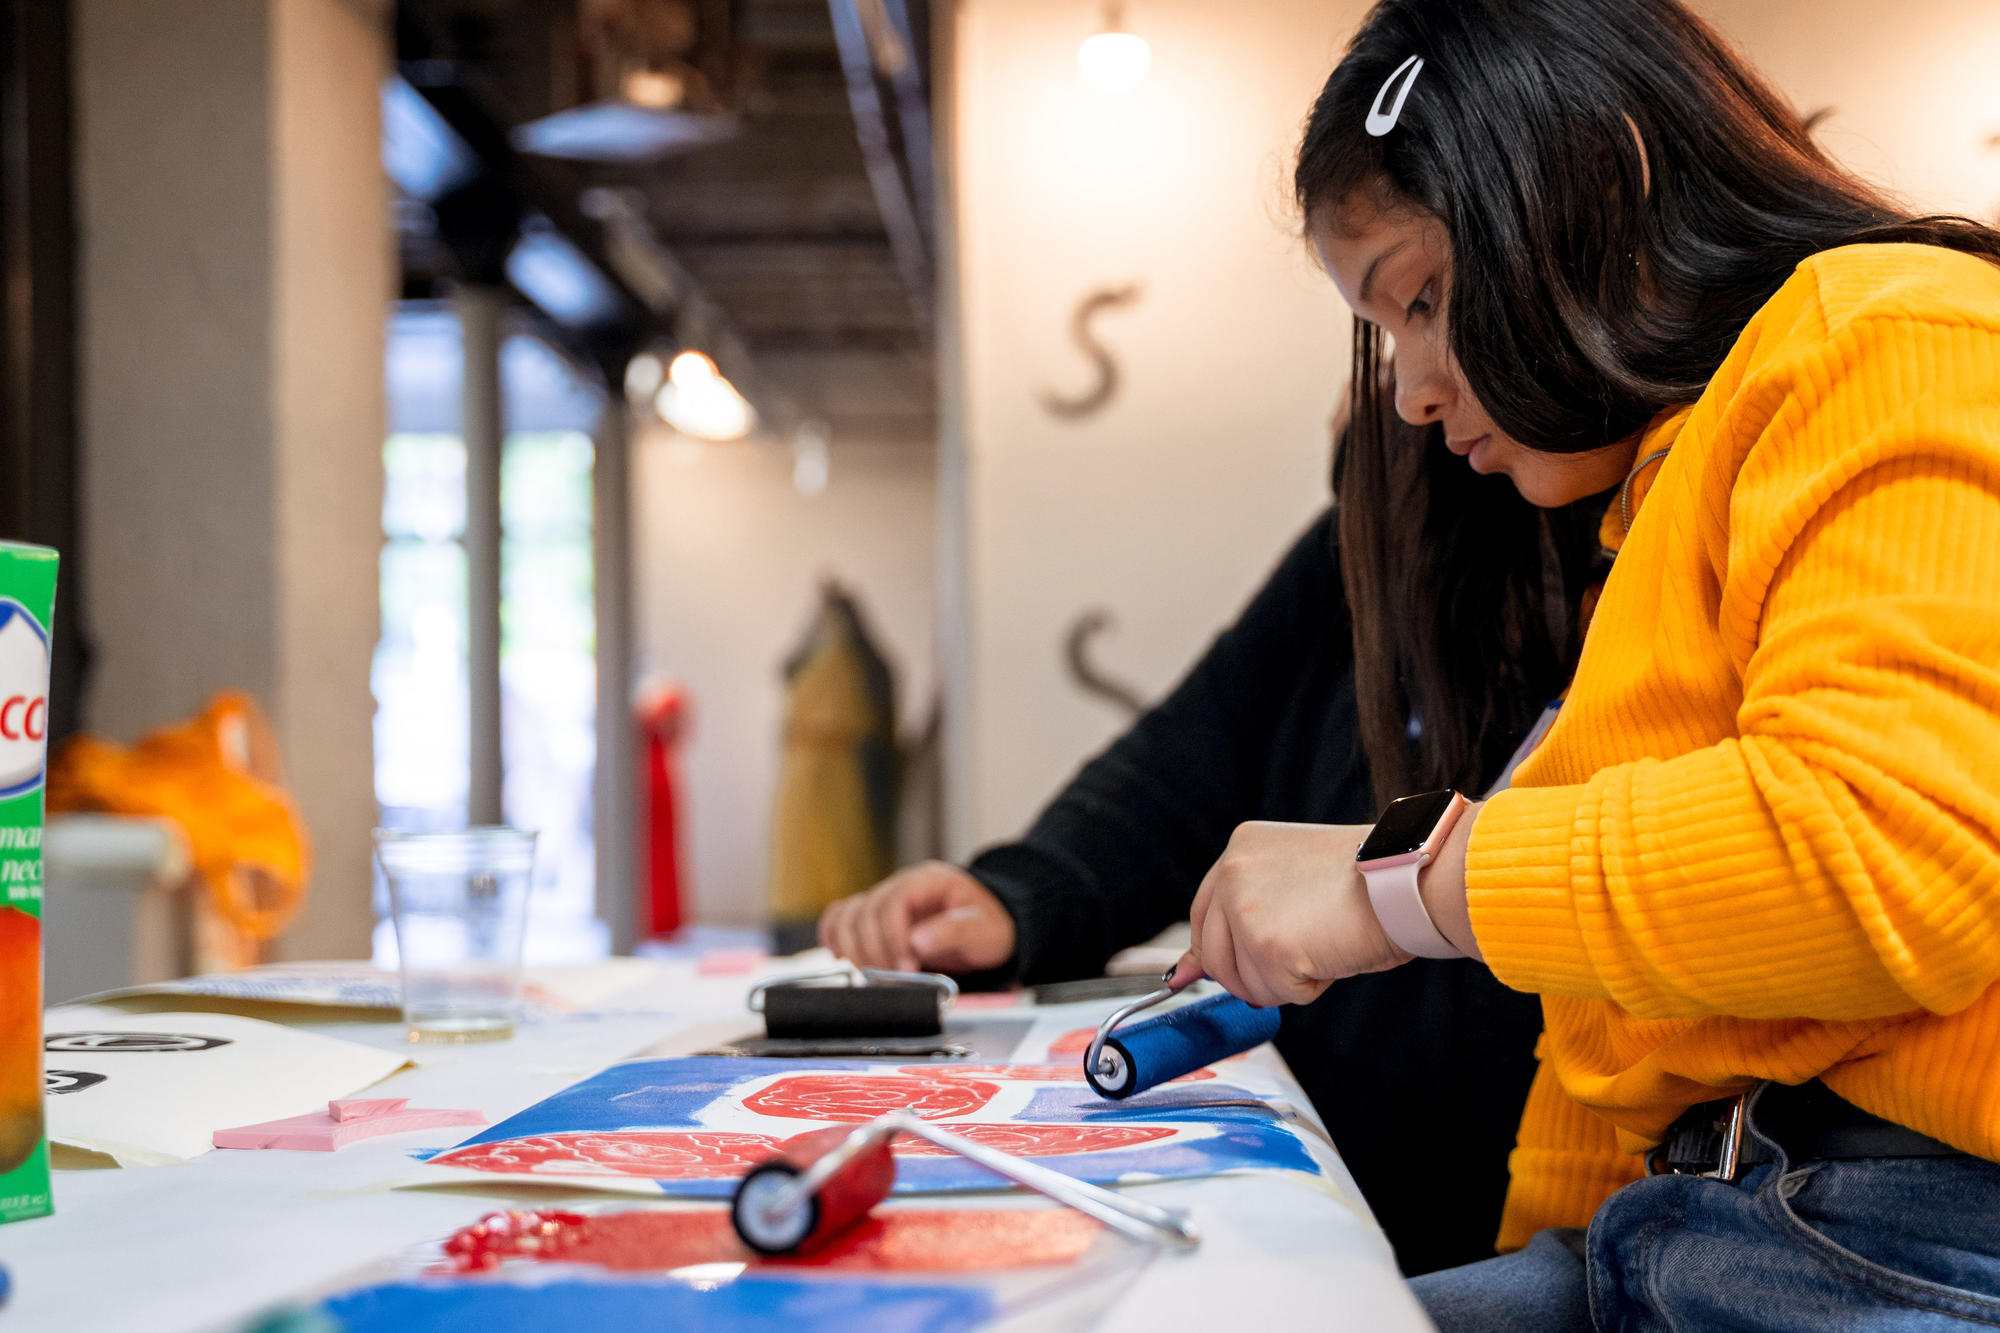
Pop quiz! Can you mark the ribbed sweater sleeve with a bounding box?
[969,512,1349,983]
[1469,298,2000,1022]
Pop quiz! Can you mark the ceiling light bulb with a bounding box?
[668,350,718,388]
[792,420,831,496]
[655,353,755,441]
[623,352,664,404]
[1078,29,1149,92]
[621,67,686,111]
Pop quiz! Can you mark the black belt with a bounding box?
[1646,1079,1965,1182]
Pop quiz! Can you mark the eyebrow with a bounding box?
[1358,240,1410,307]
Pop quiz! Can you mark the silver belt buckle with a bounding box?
[1649,1092,1750,1182]
[1702,1094,1749,1181]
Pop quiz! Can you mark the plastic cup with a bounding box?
[373,827,536,1044]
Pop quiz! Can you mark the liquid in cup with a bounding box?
[375,828,536,1043]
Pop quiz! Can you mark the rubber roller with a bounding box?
[732,1125,896,1255]
[729,1112,1200,1257]
[1084,989,1282,1100]
[747,965,959,1040]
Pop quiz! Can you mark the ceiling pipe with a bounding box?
[826,0,934,340]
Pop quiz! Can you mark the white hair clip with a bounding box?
[1364,54,1425,137]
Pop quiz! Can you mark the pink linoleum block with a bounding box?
[213,1098,487,1151]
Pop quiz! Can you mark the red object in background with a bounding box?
[635,681,690,939]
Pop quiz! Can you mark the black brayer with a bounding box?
[748,964,958,1040]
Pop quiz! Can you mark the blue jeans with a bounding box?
[1413,1104,2000,1330]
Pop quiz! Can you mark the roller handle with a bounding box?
[731,1112,1202,1255]
[1084,991,1282,1100]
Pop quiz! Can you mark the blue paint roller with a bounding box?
[1082,982,1283,1100]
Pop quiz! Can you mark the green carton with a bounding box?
[0,541,56,1224]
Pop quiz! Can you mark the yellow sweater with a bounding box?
[1465,243,2000,1251]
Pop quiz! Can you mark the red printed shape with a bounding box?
[902,1064,1215,1084]
[743,1074,998,1123]
[1047,1028,1096,1054]
[858,1122,1178,1158]
[430,1131,782,1179]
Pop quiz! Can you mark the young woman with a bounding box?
[821,399,1613,1275]
[1173,0,2000,1325]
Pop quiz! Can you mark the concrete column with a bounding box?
[593,401,634,950]
[457,285,506,828]
[75,0,390,960]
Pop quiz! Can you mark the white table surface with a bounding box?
[0,957,1434,1332]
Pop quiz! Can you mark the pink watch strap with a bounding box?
[1365,857,1464,959]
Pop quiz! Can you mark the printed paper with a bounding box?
[43,1007,409,1165]
[411,1055,1326,1197]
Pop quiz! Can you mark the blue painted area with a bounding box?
[450,1058,855,1147]
[434,1056,1322,1194]
[321,1275,993,1333]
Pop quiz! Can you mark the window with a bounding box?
[373,306,607,963]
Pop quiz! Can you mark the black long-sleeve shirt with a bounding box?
[968,510,1543,1276]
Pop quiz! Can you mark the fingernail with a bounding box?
[909,928,935,953]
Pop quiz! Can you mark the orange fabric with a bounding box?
[0,906,42,1169]
[47,691,310,946]
[1466,245,2000,1249]
[1595,408,1689,556]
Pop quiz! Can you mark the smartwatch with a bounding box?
[1355,789,1469,959]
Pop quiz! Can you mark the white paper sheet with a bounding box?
[72,963,404,1010]
[43,1007,411,1166]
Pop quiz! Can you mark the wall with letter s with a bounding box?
[940,0,2000,860]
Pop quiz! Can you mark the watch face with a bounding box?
[1357,789,1459,862]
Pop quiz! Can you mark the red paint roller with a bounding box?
[730,1112,1200,1257]
[732,1126,896,1255]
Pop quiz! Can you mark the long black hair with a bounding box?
[1334,385,1609,805]
[1306,0,2000,801]
[1301,0,2000,453]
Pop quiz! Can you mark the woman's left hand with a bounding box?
[1167,812,1481,1007]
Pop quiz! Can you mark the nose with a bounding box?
[1391,349,1451,427]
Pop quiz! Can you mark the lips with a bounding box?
[1447,434,1493,471]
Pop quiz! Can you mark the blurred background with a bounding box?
[4,0,1996,984]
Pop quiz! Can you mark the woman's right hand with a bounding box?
[817,861,1017,976]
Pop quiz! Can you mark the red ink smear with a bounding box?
[438,1208,1100,1276]
[773,1209,1100,1270]
[440,1209,591,1272]
[430,1131,783,1179]
[902,1063,1215,1084]
[697,948,768,976]
[858,1122,1178,1158]
[743,1073,999,1123]
[1048,1027,1096,1054]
